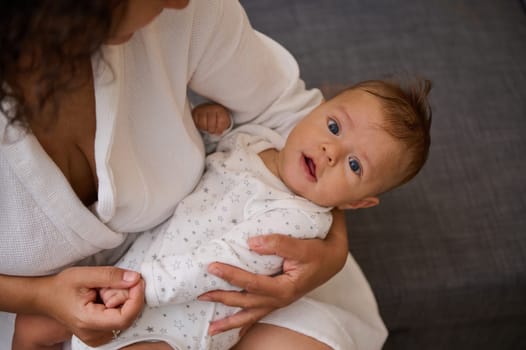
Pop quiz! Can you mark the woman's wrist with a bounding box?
[31,274,58,318]
[0,274,47,315]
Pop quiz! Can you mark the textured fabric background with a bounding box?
[241,1,526,349]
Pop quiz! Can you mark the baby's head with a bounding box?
[278,78,432,209]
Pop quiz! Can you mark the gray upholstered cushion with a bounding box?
[242,0,526,348]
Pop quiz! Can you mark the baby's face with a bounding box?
[278,89,406,208]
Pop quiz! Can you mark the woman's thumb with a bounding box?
[77,266,141,289]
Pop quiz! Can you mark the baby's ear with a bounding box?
[337,197,379,210]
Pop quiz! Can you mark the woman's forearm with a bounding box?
[326,209,349,273]
[0,274,46,314]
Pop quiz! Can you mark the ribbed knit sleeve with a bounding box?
[187,0,323,138]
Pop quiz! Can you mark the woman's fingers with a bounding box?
[73,266,141,290]
[208,307,271,335]
[84,280,145,330]
[248,234,312,261]
[120,279,145,319]
[207,263,293,298]
[41,266,144,347]
[198,288,282,309]
[66,266,144,328]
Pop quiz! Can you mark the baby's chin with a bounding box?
[302,193,335,208]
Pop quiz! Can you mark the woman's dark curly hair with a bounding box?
[0,0,126,129]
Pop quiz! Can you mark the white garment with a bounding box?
[0,0,387,348]
[0,0,320,277]
[142,126,333,307]
[73,126,332,349]
[73,126,386,350]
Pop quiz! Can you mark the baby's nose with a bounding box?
[322,144,340,165]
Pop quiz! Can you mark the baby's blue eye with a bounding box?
[349,158,362,175]
[327,118,339,135]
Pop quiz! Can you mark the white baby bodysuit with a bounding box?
[72,125,332,350]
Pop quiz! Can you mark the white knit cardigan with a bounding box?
[0,0,321,276]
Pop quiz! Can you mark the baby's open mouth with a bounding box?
[304,156,317,180]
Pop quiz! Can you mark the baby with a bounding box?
[14,78,432,350]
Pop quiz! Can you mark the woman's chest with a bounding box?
[31,84,98,206]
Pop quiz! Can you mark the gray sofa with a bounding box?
[241,0,526,349]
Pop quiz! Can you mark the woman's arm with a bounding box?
[199,209,348,335]
[188,0,323,137]
[0,266,145,347]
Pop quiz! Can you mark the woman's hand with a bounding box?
[199,210,348,335]
[34,266,145,346]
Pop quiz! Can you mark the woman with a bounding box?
[0,0,386,349]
